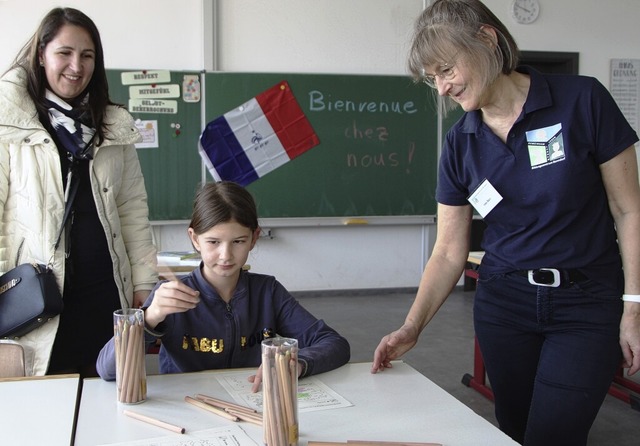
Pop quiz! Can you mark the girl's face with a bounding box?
[40,24,95,100]
[188,220,259,284]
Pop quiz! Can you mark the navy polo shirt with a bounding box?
[436,66,638,290]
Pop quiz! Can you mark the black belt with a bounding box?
[513,268,587,287]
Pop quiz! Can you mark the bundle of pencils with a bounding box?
[114,309,147,404]
[262,337,299,446]
[184,394,263,426]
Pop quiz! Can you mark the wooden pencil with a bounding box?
[307,443,348,446]
[123,409,185,434]
[194,394,258,414]
[347,442,444,446]
[184,396,239,422]
[262,353,276,446]
[226,408,263,426]
[270,364,287,446]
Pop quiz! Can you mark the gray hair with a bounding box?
[408,0,519,112]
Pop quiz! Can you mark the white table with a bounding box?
[75,362,517,446]
[0,374,80,446]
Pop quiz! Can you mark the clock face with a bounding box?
[511,0,540,24]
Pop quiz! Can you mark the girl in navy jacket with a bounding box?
[97,181,350,391]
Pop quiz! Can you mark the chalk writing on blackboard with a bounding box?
[205,72,438,217]
[307,90,418,114]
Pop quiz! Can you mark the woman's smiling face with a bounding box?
[430,56,489,112]
[40,24,95,100]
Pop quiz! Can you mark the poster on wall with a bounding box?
[610,59,640,135]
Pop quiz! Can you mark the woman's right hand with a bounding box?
[370,324,420,374]
[144,281,200,329]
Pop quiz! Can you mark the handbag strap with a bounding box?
[53,165,81,251]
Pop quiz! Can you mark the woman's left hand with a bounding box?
[620,302,640,375]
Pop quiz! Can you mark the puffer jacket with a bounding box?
[0,68,158,375]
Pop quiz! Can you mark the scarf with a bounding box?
[45,90,96,161]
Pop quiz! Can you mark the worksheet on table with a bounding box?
[98,424,257,446]
[214,370,353,413]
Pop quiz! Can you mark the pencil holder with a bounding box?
[261,337,299,446]
[113,308,147,404]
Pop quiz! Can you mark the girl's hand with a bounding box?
[144,281,200,329]
[247,361,303,393]
[247,365,264,393]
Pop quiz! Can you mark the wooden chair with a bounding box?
[0,340,25,378]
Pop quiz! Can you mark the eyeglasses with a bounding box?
[421,62,457,88]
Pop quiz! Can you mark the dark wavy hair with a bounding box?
[189,182,260,236]
[9,7,117,145]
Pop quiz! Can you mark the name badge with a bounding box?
[467,179,503,218]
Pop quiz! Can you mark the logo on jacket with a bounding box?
[181,327,276,353]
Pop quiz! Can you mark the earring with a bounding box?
[39,60,44,67]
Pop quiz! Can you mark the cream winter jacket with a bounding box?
[0,68,158,375]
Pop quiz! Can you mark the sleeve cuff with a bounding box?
[143,322,165,338]
[298,358,309,378]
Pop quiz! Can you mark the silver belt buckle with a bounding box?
[527,268,561,287]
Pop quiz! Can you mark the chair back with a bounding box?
[0,340,26,378]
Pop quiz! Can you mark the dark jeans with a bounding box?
[474,271,622,446]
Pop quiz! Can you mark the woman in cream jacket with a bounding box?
[0,8,157,376]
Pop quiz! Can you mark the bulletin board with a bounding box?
[106,69,203,220]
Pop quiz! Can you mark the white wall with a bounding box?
[215,0,421,75]
[2,0,640,291]
[215,0,640,84]
[0,0,204,71]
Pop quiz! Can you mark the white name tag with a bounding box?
[467,179,503,218]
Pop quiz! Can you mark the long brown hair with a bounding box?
[189,182,260,236]
[9,7,117,145]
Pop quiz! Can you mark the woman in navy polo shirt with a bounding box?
[371,1,640,445]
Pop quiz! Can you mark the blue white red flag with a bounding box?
[198,81,320,186]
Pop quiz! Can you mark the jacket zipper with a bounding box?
[225,302,235,368]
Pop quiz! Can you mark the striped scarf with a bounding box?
[45,90,96,160]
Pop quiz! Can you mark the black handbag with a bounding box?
[0,263,64,338]
[0,168,79,338]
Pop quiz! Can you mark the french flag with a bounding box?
[199,81,320,186]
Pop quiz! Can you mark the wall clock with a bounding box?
[510,0,540,24]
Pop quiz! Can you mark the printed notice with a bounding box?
[129,99,178,114]
[121,70,171,85]
[134,120,159,149]
[129,84,180,99]
[610,59,640,134]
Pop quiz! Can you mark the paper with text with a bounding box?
[214,370,353,413]
[98,424,257,446]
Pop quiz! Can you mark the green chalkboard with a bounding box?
[205,73,439,217]
[106,70,203,220]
